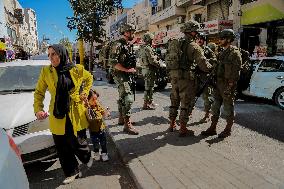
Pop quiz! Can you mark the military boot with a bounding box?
[123,117,139,135]
[218,118,233,138]
[142,100,156,110]
[142,100,152,110]
[118,113,124,125]
[148,100,157,110]
[167,119,177,132]
[200,110,210,123]
[179,122,194,137]
[200,116,218,136]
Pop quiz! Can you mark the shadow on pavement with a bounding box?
[134,116,169,126]
[113,129,202,163]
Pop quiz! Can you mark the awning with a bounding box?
[241,2,284,25]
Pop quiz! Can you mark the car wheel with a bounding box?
[274,88,284,110]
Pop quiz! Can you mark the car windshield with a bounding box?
[0,65,44,92]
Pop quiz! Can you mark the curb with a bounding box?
[106,126,161,189]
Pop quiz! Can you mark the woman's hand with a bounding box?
[80,92,89,107]
[80,92,88,102]
[36,111,48,120]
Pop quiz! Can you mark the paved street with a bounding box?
[25,134,136,189]
[93,68,284,189]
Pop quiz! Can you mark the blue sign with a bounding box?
[149,0,158,7]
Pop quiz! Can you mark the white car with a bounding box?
[0,128,29,189]
[0,60,56,164]
[243,56,284,109]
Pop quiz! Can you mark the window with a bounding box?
[163,0,171,9]
[258,59,284,72]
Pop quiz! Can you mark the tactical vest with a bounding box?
[217,46,241,79]
[139,45,149,67]
[165,39,193,71]
[112,39,136,71]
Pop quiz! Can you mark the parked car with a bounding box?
[0,128,29,189]
[242,56,284,109]
[0,60,57,164]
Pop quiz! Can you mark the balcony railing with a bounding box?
[177,0,191,7]
[150,5,186,25]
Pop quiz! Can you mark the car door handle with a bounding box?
[276,76,284,80]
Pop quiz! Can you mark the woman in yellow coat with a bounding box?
[34,44,93,184]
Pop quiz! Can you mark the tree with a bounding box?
[59,37,73,62]
[67,0,123,71]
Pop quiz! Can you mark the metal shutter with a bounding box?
[207,1,229,21]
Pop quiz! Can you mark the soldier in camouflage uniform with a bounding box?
[201,29,242,138]
[193,33,217,122]
[109,24,139,135]
[167,20,212,137]
[139,33,162,110]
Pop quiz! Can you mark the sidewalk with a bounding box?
[95,83,284,189]
[106,111,284,189]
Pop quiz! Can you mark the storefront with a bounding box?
[240,0,284,56]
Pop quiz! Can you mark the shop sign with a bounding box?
[202,20,233,34]
[153,31,166,44]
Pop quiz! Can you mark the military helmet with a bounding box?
[219,29,235,40]
[197,32,206,41]
[207,42,217,52]
[180,20,200,33]
[142,33,154,43]
[119,23,136,35]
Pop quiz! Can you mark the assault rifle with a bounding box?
[194,69,215,104]
[127,46,137,101]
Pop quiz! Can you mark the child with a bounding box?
[86,89,110,161]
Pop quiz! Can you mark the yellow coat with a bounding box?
[34,64,93,136]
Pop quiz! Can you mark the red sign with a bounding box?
[201,20,233,34]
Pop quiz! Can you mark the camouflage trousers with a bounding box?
[211,79,236,121]
[142,68,156,102]
[169,70,196,124]
[114,76,133,118]
[202,86,213,112]
[188,85,213,113]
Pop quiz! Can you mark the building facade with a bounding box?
[23,8,39,55]
[104,0,284,57]
[2,0,39,57]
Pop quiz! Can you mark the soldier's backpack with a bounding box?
[165,39,190,70]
